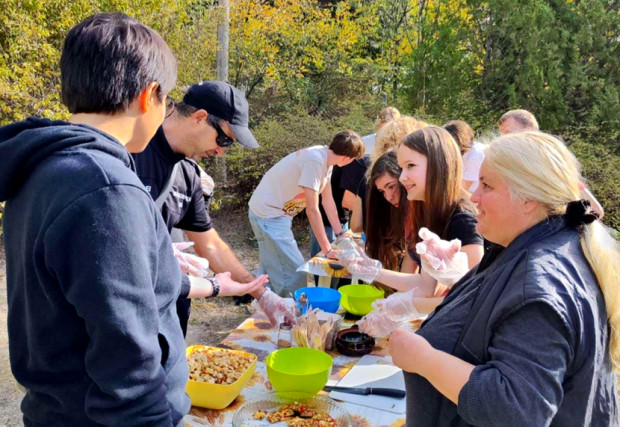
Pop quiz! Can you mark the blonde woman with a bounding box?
[388,132,619,426]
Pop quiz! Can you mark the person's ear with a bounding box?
[192,109,208,124]
[522,199,541,215]
[138,81,160,113]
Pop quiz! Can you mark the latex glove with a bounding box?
[372,288,424,323]
[253,289,297,327]
[415,227,469,287]
[334,238,382,284]
[173,242,210,277]
[357,310,403,338]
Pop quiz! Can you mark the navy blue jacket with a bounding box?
[410,216,618,426]
[0,118,191,426]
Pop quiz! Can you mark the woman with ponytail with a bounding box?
[387,131,619,426]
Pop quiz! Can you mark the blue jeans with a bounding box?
[248,210,308,297]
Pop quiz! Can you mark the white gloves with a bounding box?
[334,237,382,284]
[357,310,403,338]
[357,288,424,338]
[415,228,469,287]
[252,289,297,327]
[172,242,210,277]
[372,288,423,322]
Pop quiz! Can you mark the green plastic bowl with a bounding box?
[339,284,385,316]
[266,347,333,395]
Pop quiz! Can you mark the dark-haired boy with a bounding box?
[248,131,364,296]
[0,13,213,426]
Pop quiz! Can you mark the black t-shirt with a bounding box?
[340,154,370,198]
[340,154,370,229]
[132,127,213,233]
[319,165,347,226]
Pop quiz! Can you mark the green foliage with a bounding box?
[562,126,620,232]
[0,0,618,226]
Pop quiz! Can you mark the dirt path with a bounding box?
[0,208,309,424]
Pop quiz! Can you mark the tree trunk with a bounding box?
[216,0,230,82]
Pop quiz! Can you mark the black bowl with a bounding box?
[335,326,375,357]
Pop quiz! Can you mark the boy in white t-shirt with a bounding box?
[248,130,364,296]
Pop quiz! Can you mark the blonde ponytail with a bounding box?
[581,222,620,372]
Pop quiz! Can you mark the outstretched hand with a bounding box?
[333,238,382,284]
[217,272,269,297]
[254,289,297,326]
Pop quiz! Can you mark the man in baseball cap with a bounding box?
[183,80,258,149]
[132,81,293,336]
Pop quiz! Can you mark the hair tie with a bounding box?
[565,200,599,227]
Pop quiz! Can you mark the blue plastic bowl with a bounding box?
[294,287,341,314]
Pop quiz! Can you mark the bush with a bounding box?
[563,128,620,232]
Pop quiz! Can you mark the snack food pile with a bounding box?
[188,347,255,384]
[253,402,337,426]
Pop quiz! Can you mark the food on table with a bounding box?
[291,309,335,351]
[187,346,256,384]
[252,402,337,426]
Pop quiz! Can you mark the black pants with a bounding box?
[176,297,191,337]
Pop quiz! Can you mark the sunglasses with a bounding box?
[165,98,176,118]
[207,114,235,148]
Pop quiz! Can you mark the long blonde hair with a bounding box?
[485,131,620,371]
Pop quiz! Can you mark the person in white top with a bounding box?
[358,106,400,157]
[443,120,484,193]
[248,130,365,296]
[498,109,604,219]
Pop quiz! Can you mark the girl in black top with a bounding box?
[341,127,483,299]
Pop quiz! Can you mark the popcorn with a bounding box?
[187,347,256,385]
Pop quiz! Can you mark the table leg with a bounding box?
[317,276,331,288]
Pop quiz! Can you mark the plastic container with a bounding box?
[185,345,257,409]
[232,392,352,426]
[335,326,375,357]
[338,284,385,316]
[266,347,333,395]
[294,286,341,314]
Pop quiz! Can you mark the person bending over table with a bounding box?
[248,130,364,296]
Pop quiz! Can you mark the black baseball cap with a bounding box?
[183,81,259,148]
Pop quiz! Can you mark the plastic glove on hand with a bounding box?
[172,242,210,277]
[357,310,403,338]
[415,227,469,287]
[372,288,424,322]
[334,238,382,284]
[253,289,297,327]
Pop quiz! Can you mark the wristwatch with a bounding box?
[335,230,345,238]
[207,277,220,299]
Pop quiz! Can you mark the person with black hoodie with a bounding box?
[0,13,266,426]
